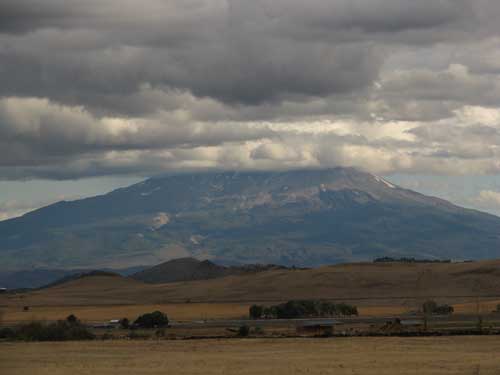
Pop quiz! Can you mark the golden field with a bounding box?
[2,336,500,375]
[0,303,250,324]
[2,259,500,325]
[3,260,500,307]
[3,300,497,325]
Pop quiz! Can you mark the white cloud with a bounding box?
[473,190,500,209]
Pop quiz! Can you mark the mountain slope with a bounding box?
[1,167,500,270]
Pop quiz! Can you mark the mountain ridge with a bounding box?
[1,167,500,270]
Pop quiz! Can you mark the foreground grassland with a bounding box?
[1,303,420,325]
[1,300,496,326]
[1,336,500,375]
[1,303,251,324]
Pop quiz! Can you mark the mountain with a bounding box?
[131,257,290,284]
[1,167,500,270]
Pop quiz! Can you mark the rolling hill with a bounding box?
[130,257,288,284]
[131,257,233,284]
[1,167,500,270]
[4,260,500,307]
[0,266,146,290]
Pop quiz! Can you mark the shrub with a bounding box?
[253,326,264,335]
[335,303,358,316]
[101,333,114,340]
[66,314,79,325]
[237,325,250,337]
[14,321,95,341]
[422,300,438,314]
[119,318,130,329]
[434,304,454,315]
[134,311,169,328]
[422,300,454,315]
[0,327,15,339]
[127,331,149,340]
[321,327,334,337]
[249,305,264,319]
[155,328,166,338]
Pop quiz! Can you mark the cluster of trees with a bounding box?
[422,300,454,315]
[249,300,358,319]
[374,257,451,263]
[133,311,169,328]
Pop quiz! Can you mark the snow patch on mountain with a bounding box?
[373,175,396,189]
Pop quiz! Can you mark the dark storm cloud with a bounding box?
[0,0,484,110]
[0,0,500,180]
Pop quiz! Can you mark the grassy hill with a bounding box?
[4,260,500,308]
[130,257,291,284]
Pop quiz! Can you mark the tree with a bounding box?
[237,325,250,337]
[120,318,130,329]
[258,300,358,319]
[134,311,169,328]
[434,304,454,315]
[249,305,264,319]
[66,314,79,325]
[422,300,438,315]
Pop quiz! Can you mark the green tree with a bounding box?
[134,311,169,328]
[237,325,250,337]
[249,305,264,319]
[119,318,130,329]
[422,300,438,314]
[66,314,79,325]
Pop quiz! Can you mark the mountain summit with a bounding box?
[1,167,500,270]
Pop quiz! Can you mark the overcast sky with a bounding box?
[2,0,500,218]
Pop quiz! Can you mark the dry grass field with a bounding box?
[2,260,500,325]
[3,260,500,306]
[0,303,250,325]
[2,336,500,375]
[0,303,418,326]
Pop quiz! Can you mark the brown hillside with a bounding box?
[3,260,500,308]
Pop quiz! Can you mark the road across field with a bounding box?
[168,313,500,328]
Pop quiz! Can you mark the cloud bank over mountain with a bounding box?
[1,0,500,180]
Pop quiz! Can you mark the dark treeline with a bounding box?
[0,310,171,342]
[249,300,358,319]
[374,257,452,264]
[0,315,94,341]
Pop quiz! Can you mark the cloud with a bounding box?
[0,0,487,110]
[0,96,275,166]
[472,190,500,210]
[0,197,78,220]
[0,1,500,180]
